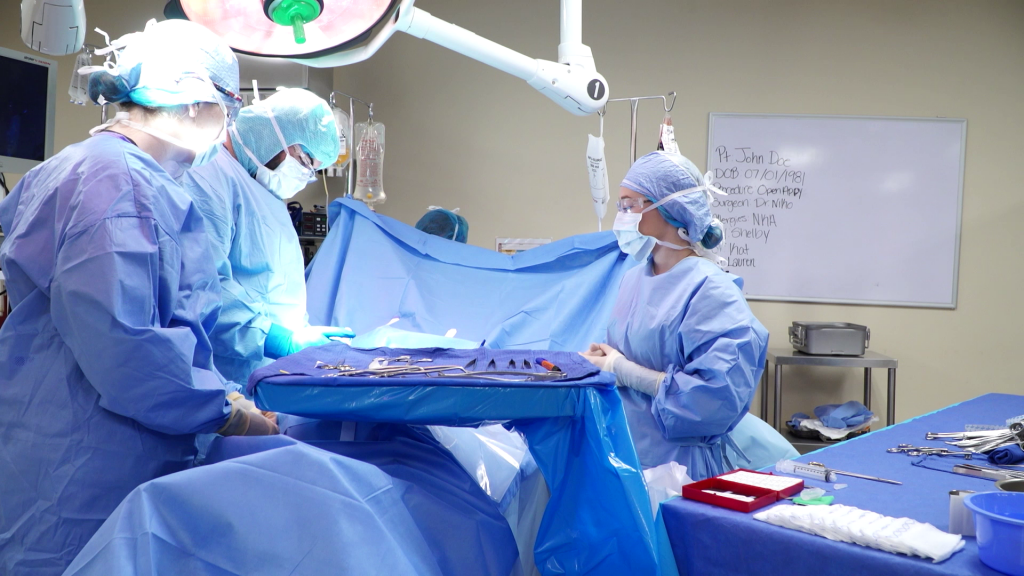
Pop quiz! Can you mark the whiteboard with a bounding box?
[706,114,966,308]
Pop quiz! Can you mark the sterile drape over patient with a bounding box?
[305,198,794,480]
[305,199,636,351]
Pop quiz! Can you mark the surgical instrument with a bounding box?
[807,462,903,485]
[887,445,974,459]
[926,430,1006,441]
[775,460,837,483]
[926,423,1024,454]
[952,463,1024,482]
[536,358,562,372]
[318,364,564,382]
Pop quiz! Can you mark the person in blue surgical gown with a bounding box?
[0,19,278,576]
[180,88,352,384]
[582,151,796,481]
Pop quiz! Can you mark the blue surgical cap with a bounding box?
[230,88,340,175]
[88,19,239,109]
[416,208,469,243]
[621,151,721,249]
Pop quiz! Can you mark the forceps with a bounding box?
[887,444,974,458]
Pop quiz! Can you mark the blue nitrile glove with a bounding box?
[788,413,812,432]
[814,401,873,429]
[988,444,1024,466]
[265,324,355,359]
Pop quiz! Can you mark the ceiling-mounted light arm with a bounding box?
[297,0,608,116]
[558,0,593,68]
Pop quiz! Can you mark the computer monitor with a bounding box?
[0,46,57,175]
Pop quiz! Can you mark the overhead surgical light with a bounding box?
[170,0,609,116]
[21,0,86,56]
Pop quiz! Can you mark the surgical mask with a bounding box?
[232,112,316,200]
[612,210,689,262]
[255,153,315,200]
[190,141,221,168]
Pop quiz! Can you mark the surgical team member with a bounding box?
[0,20,277,576]
[180,88,350,385]
[582,151,796,481]
[415,206,469,243]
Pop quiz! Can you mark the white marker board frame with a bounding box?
[706,113,966,309]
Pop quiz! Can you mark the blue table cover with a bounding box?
[662,393,1022,576]
[250,345,660,576]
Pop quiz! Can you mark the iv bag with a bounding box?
[332,108,350,168]
[354,121,386,207]
[69,50,93,105]
[586,134,609,225]
[656,113,680,155]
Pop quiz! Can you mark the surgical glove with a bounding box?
[265,323,355,358]
[814,401,873,429]
[607,353,666,398]
[580,343,622,372]
[216,395,280,436]
[226,391,277,425]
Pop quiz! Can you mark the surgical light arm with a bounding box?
[299,0,608,116]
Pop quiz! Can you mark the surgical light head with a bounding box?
[169,0,609,116]
[264,0,324,45]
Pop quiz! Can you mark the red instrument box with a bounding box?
[682,469,804,513]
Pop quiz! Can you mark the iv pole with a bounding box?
[328,91,373,200]
[601,91,677,163]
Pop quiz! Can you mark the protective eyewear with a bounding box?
[288,145,317,182]
[291,146,314,170]
[615,198,651,213]
[212,81,244,121]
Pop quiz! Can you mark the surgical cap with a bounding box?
[88,19,239,109]
[230,88,340,175]
[416,208,469,243]
[621,151,720,248]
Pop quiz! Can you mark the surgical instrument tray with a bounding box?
[789,322,870,356]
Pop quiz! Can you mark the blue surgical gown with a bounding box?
[607,256,768,480]
[179,148,308,384]
[0,133,233,576]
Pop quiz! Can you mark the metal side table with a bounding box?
[761,349,898,432]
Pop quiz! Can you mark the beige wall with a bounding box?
[2,0,1021,423]
[328,0,1024,423]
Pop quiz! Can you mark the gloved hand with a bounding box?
[265,323,356,359]
[226,391,278,425]
[582,344,665,397]
[217,393,280,436]
[580,343,623,372]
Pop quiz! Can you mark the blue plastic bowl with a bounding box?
[965,492,1024,576]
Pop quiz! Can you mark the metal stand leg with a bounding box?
[887,368,897,426]
[863,368,872,411]
[760,361,769,421]
[774,364,783,432]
